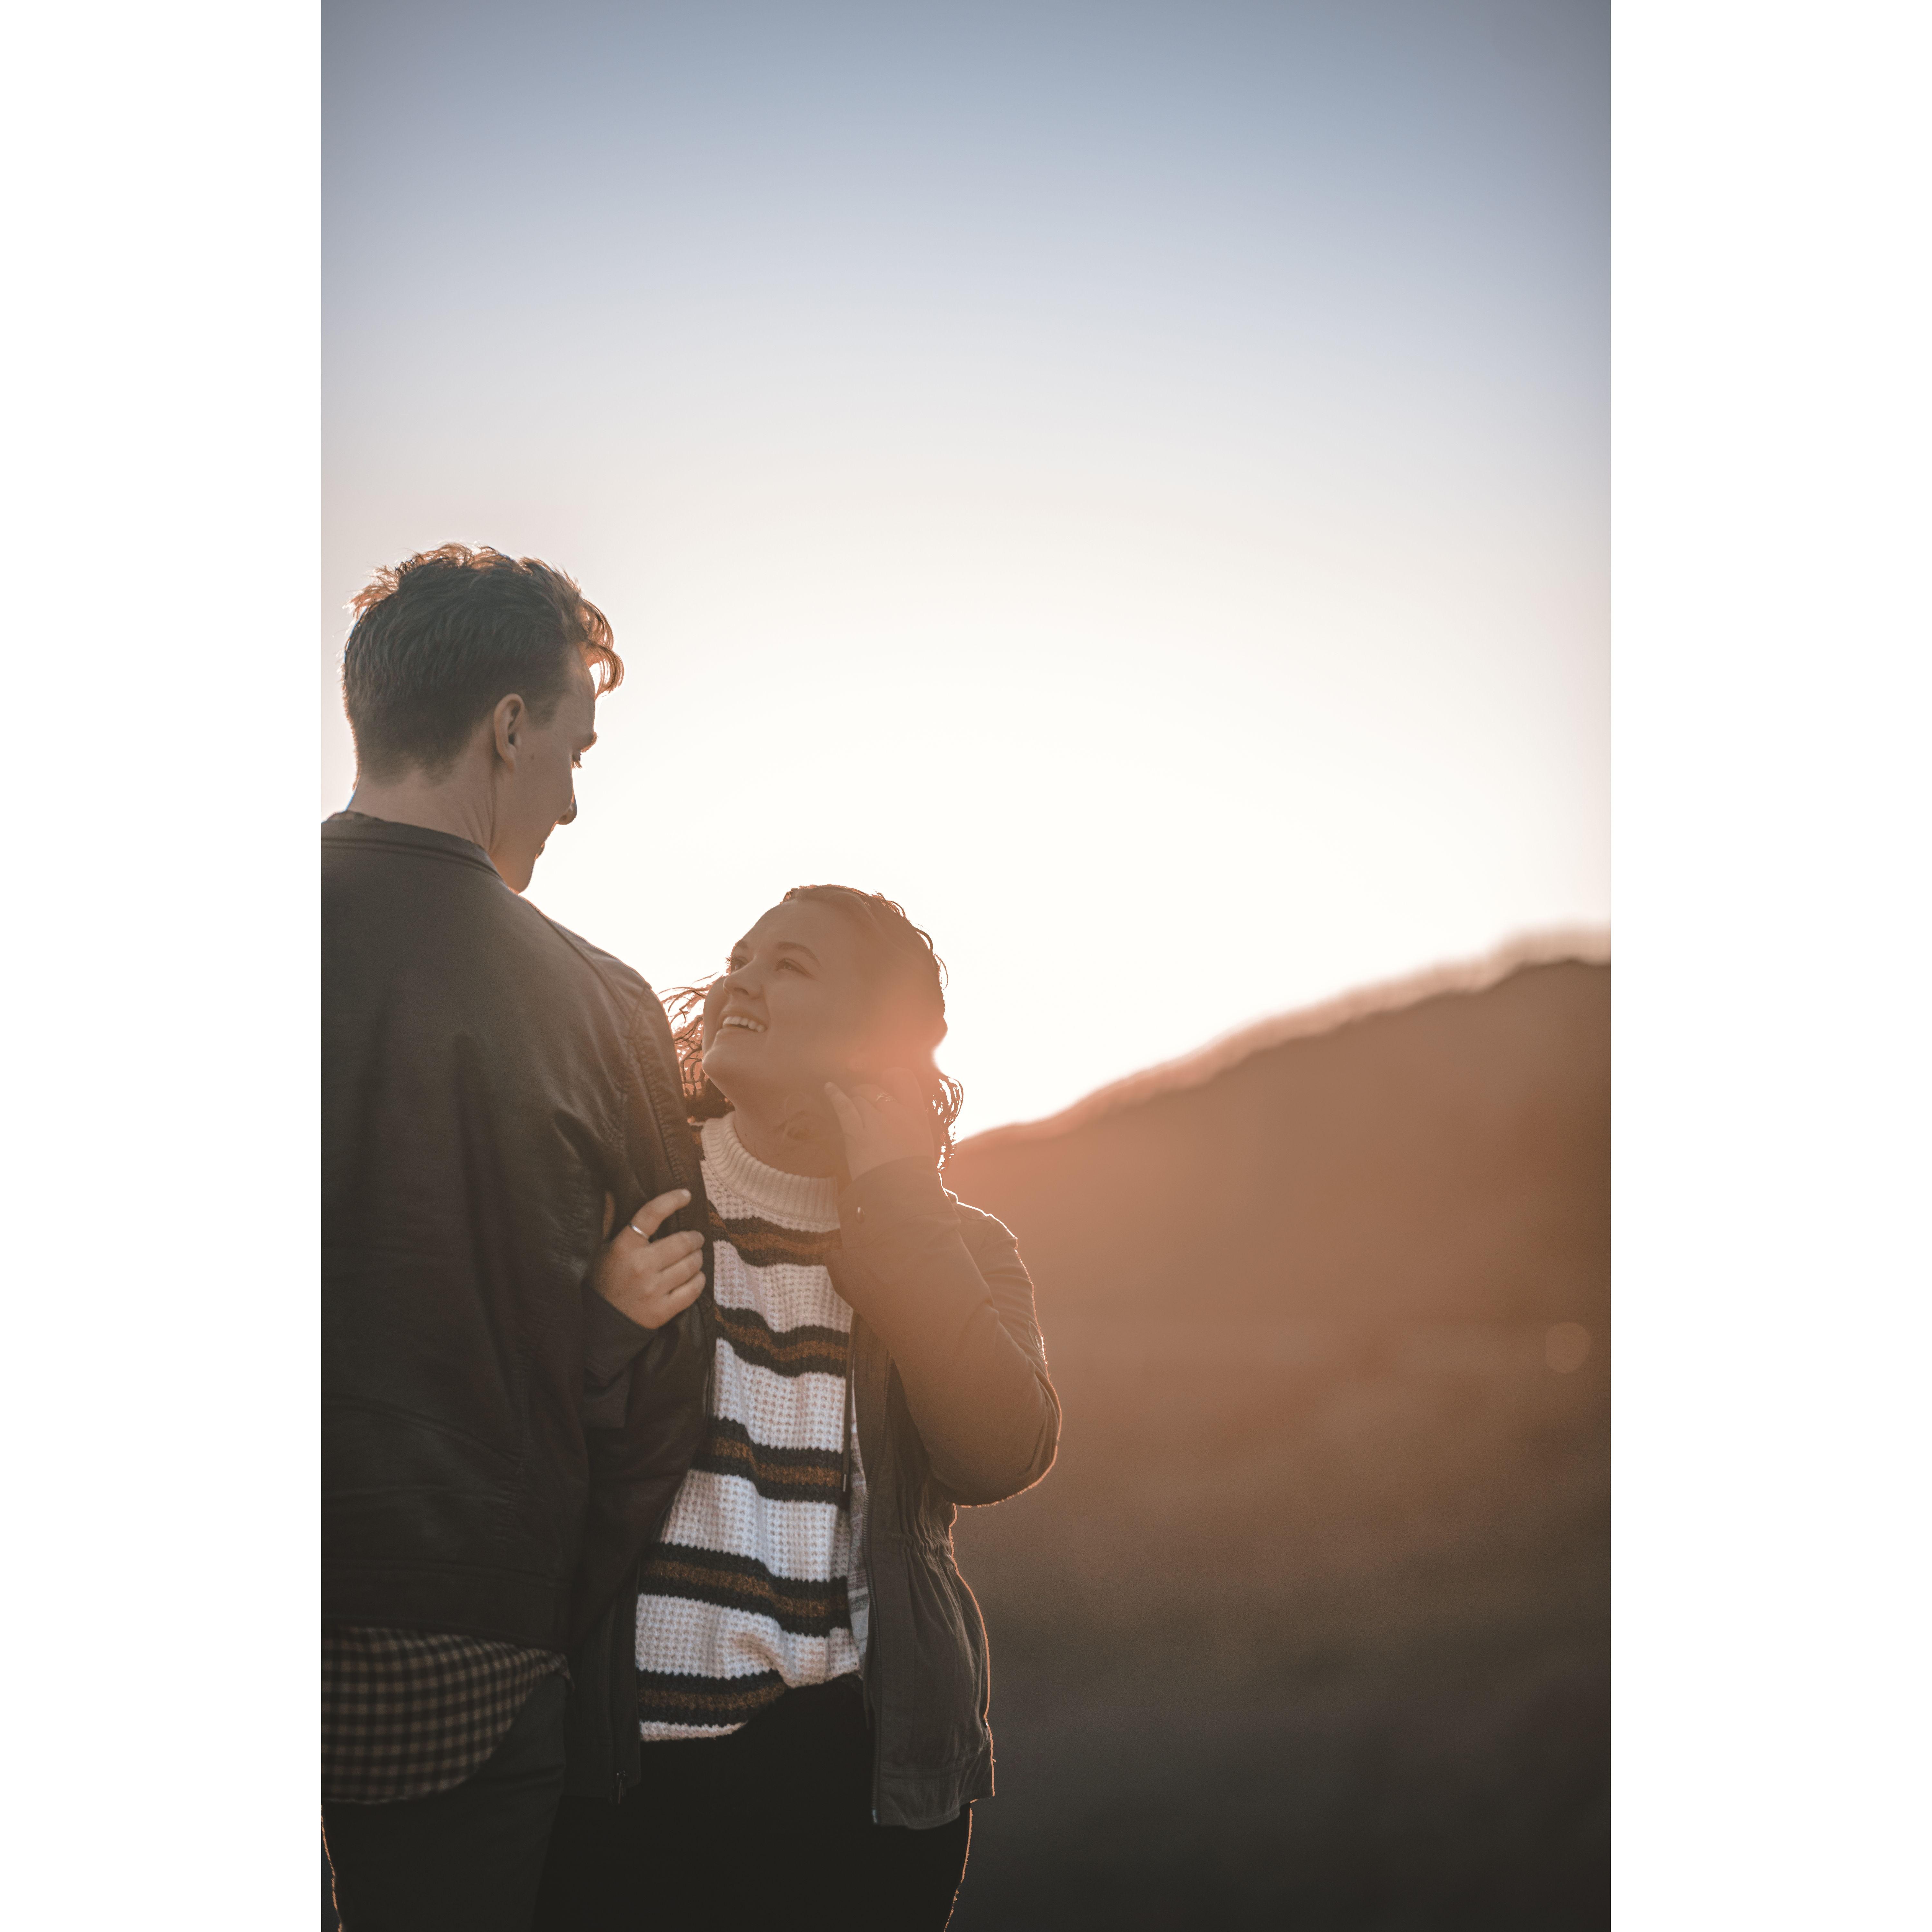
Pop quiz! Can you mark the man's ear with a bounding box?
[491,693,526,770]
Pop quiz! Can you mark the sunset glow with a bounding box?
[324,0,1607,1131]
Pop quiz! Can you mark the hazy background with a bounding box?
[323,0,1607,1134]
[944,949,1609,1927]
[324,7,1610,1923]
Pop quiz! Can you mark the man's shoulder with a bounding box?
[323,816,658,1029]
[526,910,657,1012]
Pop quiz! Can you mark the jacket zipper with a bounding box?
[604,999,718,1805]
[609,1553,637,1805]
[849,1318,884,1823]
[838,1328,855,1509]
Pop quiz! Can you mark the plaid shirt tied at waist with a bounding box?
[322,1626,565,1804]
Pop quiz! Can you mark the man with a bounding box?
[322,545,710,1930]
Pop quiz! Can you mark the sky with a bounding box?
[323,0,1607,1135]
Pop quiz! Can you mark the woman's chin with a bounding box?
[697,1045,734,1101]
[700,1036,779,1107]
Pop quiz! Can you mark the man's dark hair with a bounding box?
[342,544,623,781]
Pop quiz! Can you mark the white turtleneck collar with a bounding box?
[700,1112,842,1231]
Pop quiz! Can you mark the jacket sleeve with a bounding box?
[580,1286,655,1430]
[566,988,714,1641]
[577,990,709,1432]
[834,1157,1060,1507]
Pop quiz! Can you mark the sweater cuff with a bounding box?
[582,1282,655,1384]
[837,1158,954,1239]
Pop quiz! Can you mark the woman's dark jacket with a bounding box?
[563,1153,1062,1831]
[322,812,711,1654]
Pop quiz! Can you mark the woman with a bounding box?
[536,885,1060,1931]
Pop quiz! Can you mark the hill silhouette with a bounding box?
[942,942,1610,1931]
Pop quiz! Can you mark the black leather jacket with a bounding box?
[322,813,710,1656]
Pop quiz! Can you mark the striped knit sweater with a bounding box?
[634,1112,871,1738]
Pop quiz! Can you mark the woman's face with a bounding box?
[699,900,882,1112]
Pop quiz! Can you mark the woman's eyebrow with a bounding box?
[771,941,820,962]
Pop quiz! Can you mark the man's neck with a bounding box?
[347,770,494,856]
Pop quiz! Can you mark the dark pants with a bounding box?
[324,1674,569,1932]
[535,1675,971,1932]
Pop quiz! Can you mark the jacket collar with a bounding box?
[322,810,500,880]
